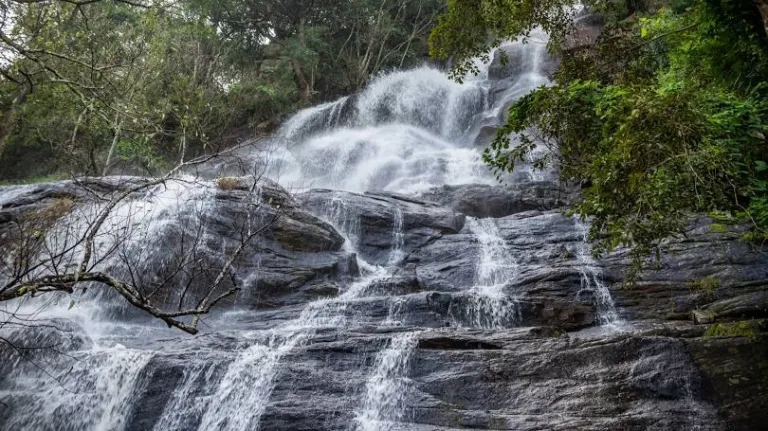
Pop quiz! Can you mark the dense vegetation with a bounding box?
[431,0,768,271]
[0,0,442,180]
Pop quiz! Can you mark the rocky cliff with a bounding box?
[1,26,767,431]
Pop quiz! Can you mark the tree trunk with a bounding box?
[291,58,312,103]
[103,117,122,176]
[291,20,313,103]
[179,126,187,165]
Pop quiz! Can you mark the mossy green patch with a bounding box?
[709,223,729,233]
[0,173,68,186]
[688,276,721,300]
[704,321,759,339]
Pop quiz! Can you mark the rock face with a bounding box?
[687,334,768,430]
[601,217,768,322]
[300,189,465,265]
[2,30,768,431]
[3,175,766,431]
[0,177,356,312]
[420,181,574,218]
[564,10,604,51]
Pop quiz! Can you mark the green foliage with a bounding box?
[215,176,242,190]
[1,0,443,180]
[688,276,721,299]
[743,160,768,243]
[709,223,729,233]
[0,173,68,186]
[430,0,577,79]
[704,320,759,338]
[438,0,768,267]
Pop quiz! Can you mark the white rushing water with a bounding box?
[153,192,405,431]
[464,217,521,329]
[0,27,628,431]
[574,219,620,326]
[354,333,418,431]
[2,344,152,431]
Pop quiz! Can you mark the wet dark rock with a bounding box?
[603,217,768,322]
[0,319,92,376]
[0,176,147,210]
[409,330,720,431]
[517,296,595,329]
[526,326,567,338]
[488,45,525,81]
[564,10,604,51]
[420,182,574,218]
[687,334,768,430]
[698,291,768,322]
[238,248,358,309]
[213,177,345,252]
[300,189,465,265]
[418,336,502,350]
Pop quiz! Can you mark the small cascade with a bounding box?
[354,333,418,431]
[183,264,393,431]
[629,339,716,430]
[279,97,352,143]
[574,219,620,326]
[462,217,520,328]
[2,345,152,431]
[387,207,405,267]
[151,361,219,431]
[185,194,404,430]
[382,296,406,327]
[196,340,298,431]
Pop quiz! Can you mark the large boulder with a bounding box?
[0,176,355,314]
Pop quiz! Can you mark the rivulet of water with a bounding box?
[354,333,418,431]
[462,217,521,329]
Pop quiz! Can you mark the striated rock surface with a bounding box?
[2,174,768,431]
[2,28,768,431]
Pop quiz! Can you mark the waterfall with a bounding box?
[151,361,219,431]
[387,207,405,267]
[0,26,644,431]
[196,340,298,431]
[463,217,520,329]
[574,219,620,326]
[354,333,418,431]
[2,345,152,431]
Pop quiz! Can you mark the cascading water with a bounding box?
[0,28,657,431]
[2,344,152,431]
[574,219,620,326]
[461,217,521,329]
[354,333,418,431]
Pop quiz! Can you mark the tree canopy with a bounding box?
[432,0,768,273]
[0,0,443,180]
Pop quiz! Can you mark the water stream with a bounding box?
[0,29,638,431]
